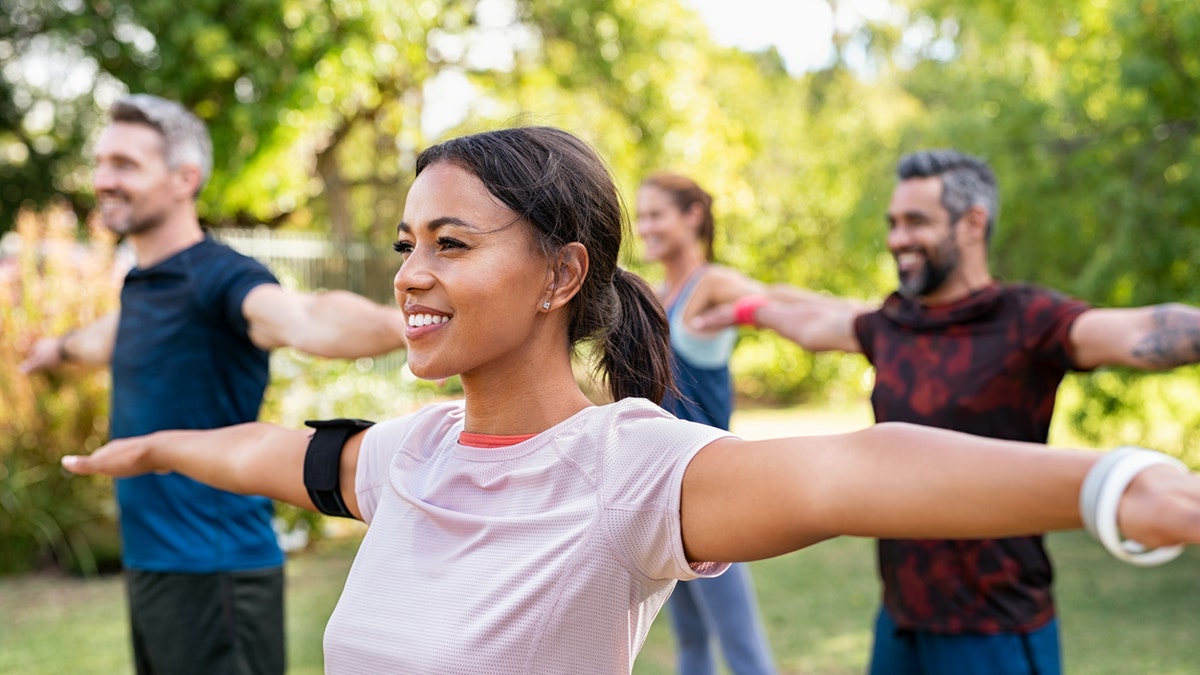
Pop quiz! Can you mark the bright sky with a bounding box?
[684,0,891,74]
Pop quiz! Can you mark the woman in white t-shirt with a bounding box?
[63,126,1200,675]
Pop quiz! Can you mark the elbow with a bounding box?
[224,423,279,494]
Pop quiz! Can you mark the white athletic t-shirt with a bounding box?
[323,397,732,674]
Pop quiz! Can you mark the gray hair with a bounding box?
[896,149,999,242]
[109,94,213,195]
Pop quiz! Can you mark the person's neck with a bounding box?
[129,213,205,268]
[659,247,706,301]
[458,341,594,436]
[918,271,995,306]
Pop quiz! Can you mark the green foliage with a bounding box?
[0,0,470,240]
[0,207,122,574]
[261,350,447,428]
[731,331,873,406]
[1052,370,1200,467]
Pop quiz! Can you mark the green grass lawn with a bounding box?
[638,533,1200,675]
[3,403,1198,673]
[0,533,362,675]
[3,533,1196,674]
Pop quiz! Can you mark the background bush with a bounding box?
[0,207,124,575]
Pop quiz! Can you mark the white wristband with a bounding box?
[1079,446,1188,567]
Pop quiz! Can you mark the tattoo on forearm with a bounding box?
[1131,304,1200,368]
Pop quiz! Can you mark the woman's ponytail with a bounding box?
[600,269,675,404]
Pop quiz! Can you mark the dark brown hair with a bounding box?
[415,127,675,403]
[639,173,716,261]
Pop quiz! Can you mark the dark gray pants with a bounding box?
[126,567,285,675]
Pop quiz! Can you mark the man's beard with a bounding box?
[100,195,167,237]
[896,239,959,300]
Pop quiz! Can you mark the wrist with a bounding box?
[57,331,75,363]
[733,295,769,327]
[1079,446,1188,566]
[145,431,177,474]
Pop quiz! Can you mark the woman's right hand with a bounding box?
[62,434,166,478]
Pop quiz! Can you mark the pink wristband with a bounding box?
[732,295,768,326]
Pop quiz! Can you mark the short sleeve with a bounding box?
[189,239,279,333]
[1018,286,1091,371]
[599,402,733,581]
[853,310,881,363]
[219,260,278,333]
[353,419,406,523]
[350,402,463,523]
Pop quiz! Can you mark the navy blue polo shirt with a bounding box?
[111,235,283,572]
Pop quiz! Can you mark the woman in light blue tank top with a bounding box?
[636,174,777,675]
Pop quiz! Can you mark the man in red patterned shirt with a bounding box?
[694,149,1200,675]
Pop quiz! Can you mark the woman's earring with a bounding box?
[542,301,551,310]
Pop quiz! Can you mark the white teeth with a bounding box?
[407,313,448,327]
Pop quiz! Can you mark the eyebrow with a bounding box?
[93,149,139,164]
[396,216,480,236]
[887,208,932,222]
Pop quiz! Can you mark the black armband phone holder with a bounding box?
[303,418,375,519]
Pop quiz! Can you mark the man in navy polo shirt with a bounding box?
[22,94,407,675]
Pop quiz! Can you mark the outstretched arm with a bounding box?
[20,311,120,373]
[687,266,767,317]
[243,284,407,358]
[61,423,369,520]
[680,424,1200,563]
[690,283,872,353]
[1071,304,1200,370]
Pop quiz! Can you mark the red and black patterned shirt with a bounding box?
[853,283,1091,634]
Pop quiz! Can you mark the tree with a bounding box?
[0,0,475,240]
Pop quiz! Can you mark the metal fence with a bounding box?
[213,228,411,376]
[213,228,397,304]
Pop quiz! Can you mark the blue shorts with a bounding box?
[868,607,1061,675]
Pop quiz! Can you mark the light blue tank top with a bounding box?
[661,268,737,430]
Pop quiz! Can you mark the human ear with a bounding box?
[961,204,990,242]
[685,202,705,230]
[174,164,204,199]
[541,242,589,311]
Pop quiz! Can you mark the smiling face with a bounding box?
[91,122,187,237]
[635,184,698,263]
[393,161,555,381]
[886,176,964,300]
